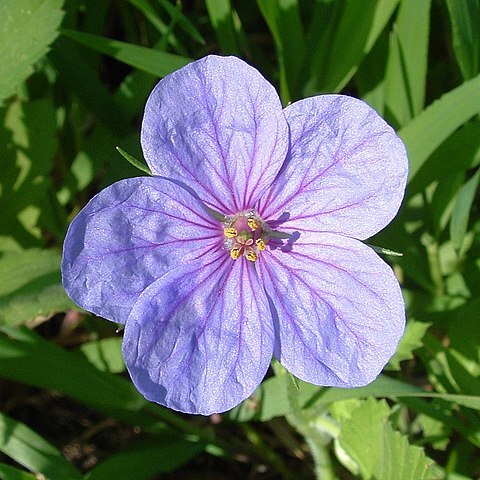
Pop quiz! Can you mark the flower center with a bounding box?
[223,210,269,262]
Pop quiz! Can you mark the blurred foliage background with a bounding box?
[1,0,480,478]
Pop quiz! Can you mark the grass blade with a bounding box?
[61,29,191,78]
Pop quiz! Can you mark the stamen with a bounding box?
[223,210,270,262]
[256,238,266,251]
[224,227,238,238]
[247,219,259,231]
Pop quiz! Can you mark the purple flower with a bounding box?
[62,55,408,415]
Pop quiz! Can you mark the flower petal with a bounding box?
[122,256,274,415]
[260,95,408,239]
[62,176,220,323]
[141,55,289,214]
[257,233,405,387]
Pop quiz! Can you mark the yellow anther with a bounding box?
[256,238,267,251]
[246,250,257,262]
[230,248,241,260]
[247,219,259,231]
[224,227,238,238]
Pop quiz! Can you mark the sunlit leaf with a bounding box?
[61,29,191,78]
[0,0,64,104]
[445,0,480,80]
[0,411,82,479]
[338,398,436,479]
[387,321,431,371]
[0,249,77,326]
[400,72,480,183]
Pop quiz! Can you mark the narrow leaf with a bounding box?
[0,411,82,479]
[445,0,480,80]
[384,0,431,126]
[85,436,205,480]
[61,29,191,78]
[116,146,152,175]
[449,168,480,251]
[206,0,239,54]
[400,72,480,182]
[0,463,38,480]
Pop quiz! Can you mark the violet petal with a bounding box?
[62,176,220,323]
[141,55,289,214]
[123,257,274,415]
[257,232,405,387]
[260,95,408,240]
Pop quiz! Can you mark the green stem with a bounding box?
[425,238,445,296]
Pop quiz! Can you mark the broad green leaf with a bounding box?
[206,0,240,55]
[0,99,64,247]
[85,436,205,480]
[387,321,431,371]
[0,411,82,479]
[80,337,125,373]
[61,29,191,78]
[338,398,436,479]
[0,463,38,480]
[0,249,77,326]
[384,0,430,126]
[0,0,64,104]
[400,72,480,183]
[449,168,480,251]
[445,0,480,80]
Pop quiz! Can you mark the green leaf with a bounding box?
[305,0,399,94]
[257,0,306,102]
[206,0,240,55]
[0,326,199,438]
[230,374,480,422]
[0,463,38,480]
[0,0,64,104]
[80,337,125,373]
[116,146,152,175]
[384,0,430,126]
[449,168,480,251]
[61,29,191,78]
[0,99,64,247]
[156,0,205,45]
[338,398,436,479]
[387,321,431,371]
[445,0,480,80]
[400,72,480,183]
[0,326,149,425]
[407,122,480,199]
[50,38,131,136]
[0,249,77,326]
[85,436,205,480]
[0,411,82,479]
